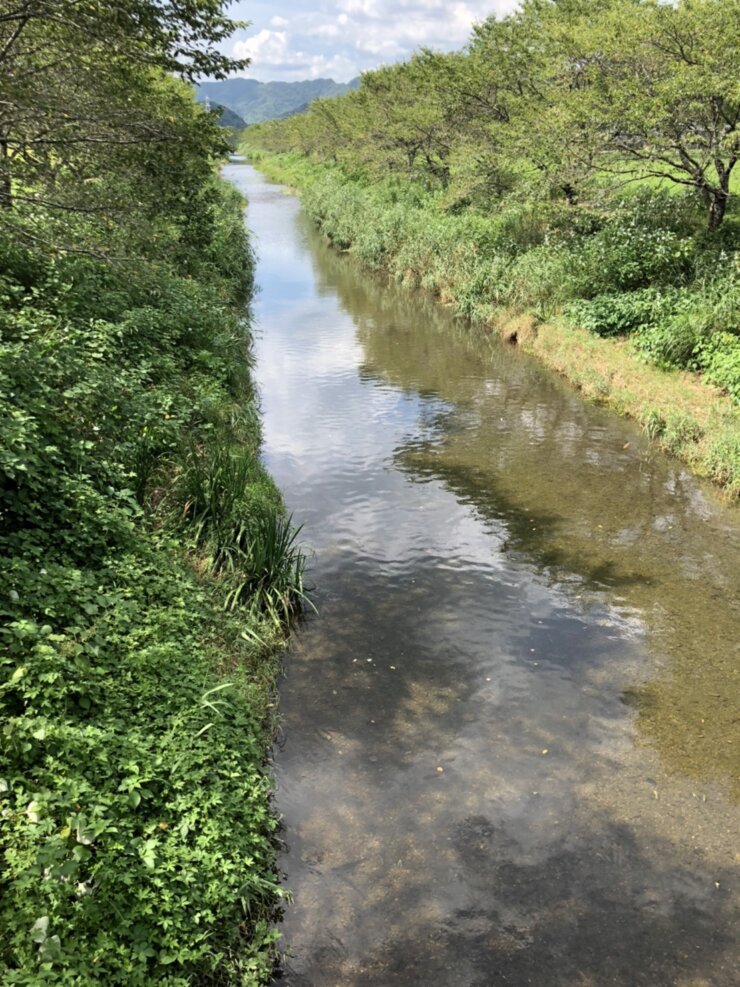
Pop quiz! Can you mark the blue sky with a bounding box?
[225,1,519,82]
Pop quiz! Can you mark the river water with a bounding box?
[224,162,740,987]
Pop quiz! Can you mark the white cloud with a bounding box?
[227,2,521,82]
[311,23,343,40]
[233,26,360,81]
[233,29,290,65]
[336,0,384,15]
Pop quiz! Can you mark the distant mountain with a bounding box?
[196,77,360,126]
[212,103,247,130]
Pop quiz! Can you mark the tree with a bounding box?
[454,0,738,226]
[354,53,455,187]
[550,0,740,229]
[463,6,575,205]
[0,0,249,243]
[246,0,738,229]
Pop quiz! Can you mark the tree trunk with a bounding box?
[708,192,727,231]
[707,161,735,231]
[707,172,731,231]
[0,132,11,209]
[562,183,578,205]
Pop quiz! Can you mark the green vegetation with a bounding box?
[1,3,303,983]
[244,0,740,494]
[197,77,360,126]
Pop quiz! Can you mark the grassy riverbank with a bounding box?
[0,8,307,980]
[241,147,740,498]
[0,173,302,984]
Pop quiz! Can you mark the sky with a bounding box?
[225,1,520,83]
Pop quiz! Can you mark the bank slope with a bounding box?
[0,173,304,984]
[240,149,740,499]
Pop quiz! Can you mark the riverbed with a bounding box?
[224,162,739,987]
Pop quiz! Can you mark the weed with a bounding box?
[642,408,667,439]
[0,180,290,983]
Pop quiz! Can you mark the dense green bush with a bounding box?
[694,332,740,403]
[625,272,740,397]
[567,289,670,338]
[1,181,299,983]
[1,552,281,985]
[632,312,706,369]
[565,218,696,296]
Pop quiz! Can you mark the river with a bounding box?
[224,162,739,987]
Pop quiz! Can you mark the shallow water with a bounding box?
[224,162,740,987]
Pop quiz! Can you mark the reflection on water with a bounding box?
[224,164,740,987]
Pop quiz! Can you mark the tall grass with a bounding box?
[169,438,307,622]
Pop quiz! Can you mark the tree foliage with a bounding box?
[0,0,248,243]
[248,0,739,229]
[548,0,740,229]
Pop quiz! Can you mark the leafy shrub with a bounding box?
[631,313,705,368]
[566,219,696,296]
[1,182,294,984]
[631,273,740,376]
[613,188,699,238]
[1,553,282,986]
[694,332,740,403]
[567,288,673,337]
[539,203,606,242]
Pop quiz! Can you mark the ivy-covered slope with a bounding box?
[0,178,297,984]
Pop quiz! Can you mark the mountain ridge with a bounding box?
[196,77,360,126]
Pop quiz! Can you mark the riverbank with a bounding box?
[241,148,740,499]
[0,177,299,983]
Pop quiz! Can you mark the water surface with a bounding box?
[224,162,740,987]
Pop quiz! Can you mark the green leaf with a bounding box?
[31,917,49,944]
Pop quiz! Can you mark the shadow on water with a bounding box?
[274,594,738,986]
[223,164,740,987]
[314,236,740,799]
[278,810,738,987]
[396,430,654,591]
